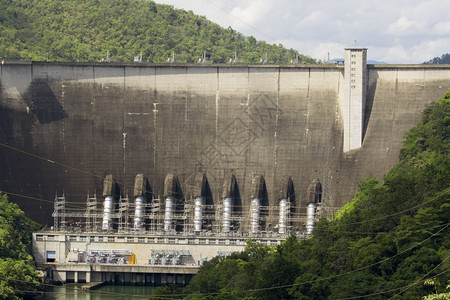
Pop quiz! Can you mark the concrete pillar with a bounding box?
[55,270,66,283]
[58,234,66,263]
[167,274,174,284]
[344,48,367,152]
[86,271,91,283]
[177,274,185,285]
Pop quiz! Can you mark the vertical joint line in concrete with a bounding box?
[272,67,281,199]
[122,66,127,177]
[184,67,188,122]
[273,67,281,176]
[61,79,66,153]
[347,60,351,151]
[305,68,311,148]
[215,67,220,145]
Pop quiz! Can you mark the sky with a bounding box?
[156,0,450,64]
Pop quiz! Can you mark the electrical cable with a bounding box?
[0,141,345,218]
[329,188,449,228]
[0,142,157,199]
[173,223,447,298]
[77,223,446,299]
[0,190,57,205]
[1,194,447,298]
[334,255,450,299]
[3,244,450,300]
[0,274,182,300]
[1,184,447,236]
[205,0,278,44]
[387,254,450,299]
[8,286,182,300]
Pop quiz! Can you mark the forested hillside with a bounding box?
[0,0,315,64]
[424,53,450,64]
[157,91,450,299]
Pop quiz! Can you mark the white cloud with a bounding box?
[302,10,327,24]
[229,1,272,26]
[432,22,450,35]
[410,38,450,62]
[155,0,450,63]
[386,17,427,36]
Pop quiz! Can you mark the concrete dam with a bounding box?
[1,49,450,231]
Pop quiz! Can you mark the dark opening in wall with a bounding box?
[46,250,56,262]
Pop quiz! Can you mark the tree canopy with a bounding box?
[0,0,315,64]
[424,54,450,64]
[0,193,41,300]
[166,90,450,299]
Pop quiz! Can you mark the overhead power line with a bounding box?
[2,224,448,299]
[205,0,278,44]
[182,224,449,298]
[2,140,449,229]
[0,142,156,197]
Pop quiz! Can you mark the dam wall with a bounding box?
[1,61,449,225]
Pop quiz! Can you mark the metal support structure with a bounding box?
[49,183,330,238]
[86,193,98,232]
[147,198,163,232]
[118,195,130,233]
[52,194,66,232]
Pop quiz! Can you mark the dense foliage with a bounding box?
[0,194,41,300]
[0,0,315,64]
[171,91,450,299]
[424,53,450,64]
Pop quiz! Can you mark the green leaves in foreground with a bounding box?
[0,194,40,300]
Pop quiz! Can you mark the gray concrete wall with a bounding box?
[1,62,449,225]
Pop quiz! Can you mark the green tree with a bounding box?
[0,193,40,300]
[424,53,450,64]
[0,0,316,64]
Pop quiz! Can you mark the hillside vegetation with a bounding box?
[157,91,450,299]
[424,53,450,64]
[0,0,315,64]
[0,194,41,300]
